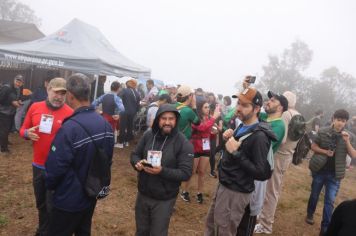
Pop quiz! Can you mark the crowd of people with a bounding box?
[1,73,356,236]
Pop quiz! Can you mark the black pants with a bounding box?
[118,113,135,144]
[48,203,96,236]
[135,192,176,236]
[33,166,52,236]
[0,113,13,152]
[236,205,257,236]
[209,137,217,173]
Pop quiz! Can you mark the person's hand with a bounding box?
[218,120,223,131]
[325,149,334,157]
[342,131,350,143]
[213,106,221,119]
[12,101,21,108]
[27,125,40,141]
[143,166,162,175]
[112,115,120,121]
[243,77,250,89]
[191,94,197,109]
[225,137,241,154]
[135,160,144,171]
[223,129,234,140]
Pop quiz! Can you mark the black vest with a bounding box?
[102,94,116,115]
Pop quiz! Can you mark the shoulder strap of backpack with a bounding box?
[239,129,274,170]
[238,132,253,142]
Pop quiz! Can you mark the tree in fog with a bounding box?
[0,0,41,26]
[311,67,356,115]
[258,40,313,95]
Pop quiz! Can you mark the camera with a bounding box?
[329,134,338,151]
[247,76,256,84]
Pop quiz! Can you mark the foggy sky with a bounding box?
[21,0,356,96]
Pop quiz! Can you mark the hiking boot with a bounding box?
[305,214,314,225]
[254,223,272,234]
[209,171,217,178]
[180,191,190,202]
[197,193,203,204]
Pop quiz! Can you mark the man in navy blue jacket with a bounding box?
[45,73,114,236]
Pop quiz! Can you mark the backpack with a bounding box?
[288,113,306,141]
[292,132,311,165]
[239,132,274,181]
[71,119,112,200]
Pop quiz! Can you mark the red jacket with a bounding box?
[191,116,215,154]
[20,101,73,168]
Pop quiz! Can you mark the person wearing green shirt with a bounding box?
[175,85,200,140]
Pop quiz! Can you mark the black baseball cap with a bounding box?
[267,91,288,112]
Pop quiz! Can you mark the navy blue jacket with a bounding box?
[45,106,114,212]
[119,88,140,115]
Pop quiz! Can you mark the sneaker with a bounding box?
[197,193,203,204]
[254,223,272,234]
[305,214,314,225]
[114,143,124,148]
[209,171,217,178]
[180,191,190,202]
[124,142,129,147]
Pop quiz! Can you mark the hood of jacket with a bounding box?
[152,104,180,136]
[255,121,278,142]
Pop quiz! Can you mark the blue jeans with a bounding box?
[307,171,340,233]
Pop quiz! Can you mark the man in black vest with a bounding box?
[306,109,356,236]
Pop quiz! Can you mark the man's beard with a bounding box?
[160,125,173,135]
[265,106,277,114]
[237,111,254,122]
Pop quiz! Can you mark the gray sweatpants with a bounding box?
[135,192,176,236]
[205,183,251,236]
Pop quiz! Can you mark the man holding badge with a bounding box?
[131,104,194,236]
[20,77,73,236]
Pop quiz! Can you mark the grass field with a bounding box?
[1,133,355,235]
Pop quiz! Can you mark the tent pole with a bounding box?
[29,65,34,90]
[94,75,99,99]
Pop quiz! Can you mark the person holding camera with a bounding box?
[306,109,356,236]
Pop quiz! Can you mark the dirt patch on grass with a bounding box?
[1,133,356,235]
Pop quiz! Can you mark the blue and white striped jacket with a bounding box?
[45,106,114,212]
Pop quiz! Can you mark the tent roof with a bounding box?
[0,18,150,78]
[0,20,44,44]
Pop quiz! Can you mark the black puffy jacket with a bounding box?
[218,121,277,193]
[130,104,194,200]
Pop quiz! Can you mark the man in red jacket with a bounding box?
[20,77,73,236]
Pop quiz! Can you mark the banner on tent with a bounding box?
[1,53,65,67]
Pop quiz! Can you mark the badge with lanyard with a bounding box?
[147,134,168,167]
[39,114,54,134]
[202,138,210,151]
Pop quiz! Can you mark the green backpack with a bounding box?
[288,113,306,141]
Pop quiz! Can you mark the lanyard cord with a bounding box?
[151,132,168,151]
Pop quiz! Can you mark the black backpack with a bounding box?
[71,119,112,200]
[288,113,306,141]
